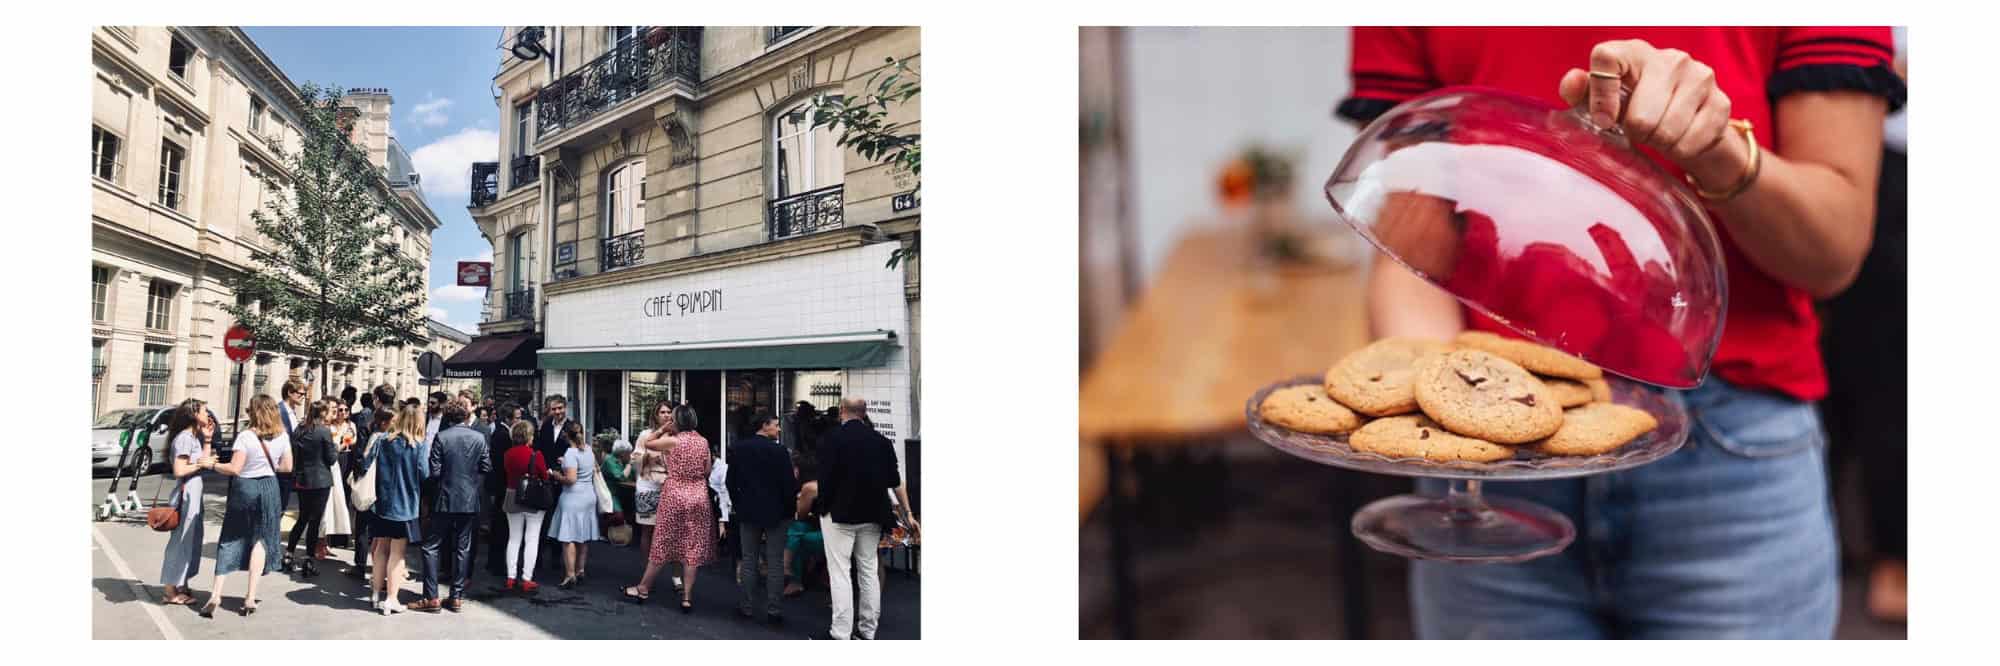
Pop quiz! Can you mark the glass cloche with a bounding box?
[1325,87,1728,388]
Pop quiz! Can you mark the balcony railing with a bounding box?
[768,27,808,44]
[768,185,845,240]
[470,161,499,207]
[140,368,171,382]
[93,364,107,379]
[504,287,535,321]
[510,154,540,190]
[600,230,646,272]
[536,27,702,140]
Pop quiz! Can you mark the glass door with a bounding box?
[587,370,625,442]
[724,370,777,454]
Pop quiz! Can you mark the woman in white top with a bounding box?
[198,394,292,619]
[157,399,213,606]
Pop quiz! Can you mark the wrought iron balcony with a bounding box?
[93,364,107,379]
[510,154,540,190]
[470,161,500,207]
[768,27,808,44]
[768,185,845,240]
[140,368,171,382]
[504,287,535,321]
[536,27,702,140]
[601,230,646,272]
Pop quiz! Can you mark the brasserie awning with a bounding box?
[442,333,542,378]
[537,330,897,371]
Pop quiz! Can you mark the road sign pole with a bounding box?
[234,360,246,434]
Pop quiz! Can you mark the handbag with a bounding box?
[593,460,616,514]
[146,477,184,532]
[514,451,556,512]
[605,522,633,546]
[348,434,381,512]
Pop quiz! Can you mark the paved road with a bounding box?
[91,471,919,639]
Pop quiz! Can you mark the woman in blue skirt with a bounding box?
[545,421,601,588]
[199,395,291,618]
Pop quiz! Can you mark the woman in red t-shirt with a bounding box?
[1343,27,1903,638]
[500,420,550,592]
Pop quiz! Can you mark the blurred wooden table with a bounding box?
[1081,224,1371,447]
[1079,224,1374,639]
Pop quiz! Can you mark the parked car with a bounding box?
[91,406,171,475]
[91,406,231,475]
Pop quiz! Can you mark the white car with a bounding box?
[91,406,172,475]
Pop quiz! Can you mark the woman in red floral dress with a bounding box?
[622,404,715,612]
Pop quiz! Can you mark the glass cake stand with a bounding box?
[1246,375,1689,562]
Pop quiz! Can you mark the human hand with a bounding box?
[1558,39,1737,167]
[718,522,728,539]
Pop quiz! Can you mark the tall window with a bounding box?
[606,26,642,52]
[603,160,645,238]
[93,339,108,412]
[509,233,526,290]
[773,100,843,198]
[140,344,172,405]
[249,95,266,133]
[167,34,194,81]
[157,140,186,210]
[92,125,123,183]
[92,266,111,322]
[513,102,533,157]
[145,280,176,331]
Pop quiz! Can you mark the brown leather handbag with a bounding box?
[147,478,184,532]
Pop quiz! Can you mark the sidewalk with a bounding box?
[92,471,919,639]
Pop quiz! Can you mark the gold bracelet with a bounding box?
[1686,119,1761,201]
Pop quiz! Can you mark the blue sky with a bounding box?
[244,26,505,337]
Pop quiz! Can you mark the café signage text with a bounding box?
[643,289,723,318]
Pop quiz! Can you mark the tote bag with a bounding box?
[348,434,382,512]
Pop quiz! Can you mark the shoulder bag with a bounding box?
[147,475,185,532]
[349,434,382,512]
[514,450,557,512]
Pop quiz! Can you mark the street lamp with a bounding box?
[512,27,551,61]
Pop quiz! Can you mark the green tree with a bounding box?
[809,57,920,268]
[223,83,428,399]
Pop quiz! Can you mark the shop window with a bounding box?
[627,370,680,438]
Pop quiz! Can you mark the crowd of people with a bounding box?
[148,379,918,639]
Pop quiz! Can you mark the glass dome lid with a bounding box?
[1326,87,1727,388]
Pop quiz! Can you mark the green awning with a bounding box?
[537,332,897,371]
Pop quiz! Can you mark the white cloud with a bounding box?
[411,96,454,128]
[427,306,451,322]
[432,284,485,303]
[409,128,498,196]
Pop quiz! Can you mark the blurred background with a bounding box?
[1077,26,1907,639]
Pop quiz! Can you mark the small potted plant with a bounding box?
[1217,145,1306,263]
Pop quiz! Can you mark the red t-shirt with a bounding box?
[503,445,548,490]
[1341,27,1903,401]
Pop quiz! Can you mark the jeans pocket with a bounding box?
[1692,385,1824,459]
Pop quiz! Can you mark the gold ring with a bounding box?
[1587,70,1622,80]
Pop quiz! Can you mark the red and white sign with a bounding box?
[224,325,256,363]
[458,261,493,287]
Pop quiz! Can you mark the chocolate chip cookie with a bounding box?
[1412,349,1564,444]
[1324,337,1454,417]
[1454,330,1603,381]
[1531,402,1659,456]
[1257,384,1363,435]
[1349,414,1517,463]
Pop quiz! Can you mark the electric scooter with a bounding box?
[95,425,150,521]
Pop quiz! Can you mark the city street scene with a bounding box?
[92,25,920,639]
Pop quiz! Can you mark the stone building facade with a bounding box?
[91,26,443,420]
[462,26,920,461]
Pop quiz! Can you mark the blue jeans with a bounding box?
[1410,377,1839,639]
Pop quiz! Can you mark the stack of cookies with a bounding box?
[1256,331,1658,462]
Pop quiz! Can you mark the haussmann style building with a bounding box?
[457,26,920,464]
[92,26,450,420]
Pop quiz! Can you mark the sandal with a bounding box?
[558,576,577,590]
[621,586,649,604]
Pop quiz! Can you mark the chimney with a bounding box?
[341,88,394,172]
